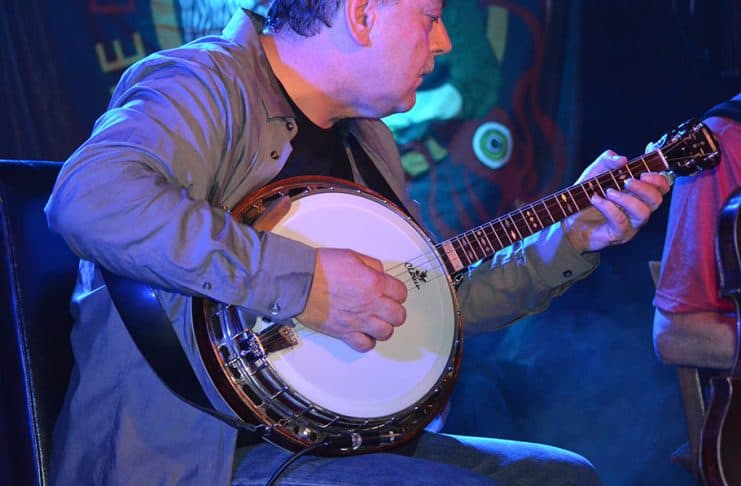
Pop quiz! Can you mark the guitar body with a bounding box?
[700,377,741,486]
[193,177,463,454]
[701,187,741,486]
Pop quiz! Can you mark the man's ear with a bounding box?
[345,0,376,46]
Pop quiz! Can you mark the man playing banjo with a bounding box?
[45,1,670,484]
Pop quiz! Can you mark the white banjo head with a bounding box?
[267,190,457,418]
[195,178,463,453]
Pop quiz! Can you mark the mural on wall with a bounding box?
[387,0,578,239]
[6,0,577,240]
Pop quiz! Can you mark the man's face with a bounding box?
[360,0,452,117]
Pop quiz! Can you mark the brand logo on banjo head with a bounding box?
[404,262,429,290]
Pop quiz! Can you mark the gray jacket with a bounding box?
[45,9,597,486]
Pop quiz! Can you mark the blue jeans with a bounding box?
[232,432,601,485]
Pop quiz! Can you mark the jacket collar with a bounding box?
[223,9,295,122]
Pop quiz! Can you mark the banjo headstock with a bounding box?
[654,119,721,177]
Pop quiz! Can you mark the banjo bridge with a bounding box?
[256,324,299,355]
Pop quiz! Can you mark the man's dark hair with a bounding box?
[266,0,342,36]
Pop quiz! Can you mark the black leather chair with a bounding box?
[0,160,78,485]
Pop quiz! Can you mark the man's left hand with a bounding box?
[562,149,671,252]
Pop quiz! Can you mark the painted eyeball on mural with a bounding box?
[472,121,513,170]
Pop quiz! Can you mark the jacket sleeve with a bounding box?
[44,48,314,320]
[458,223,599,334]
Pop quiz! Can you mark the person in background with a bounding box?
[45,1,670,484]
[653,91,741,370]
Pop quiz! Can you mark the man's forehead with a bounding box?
[396,0,445,12]
[416,0,445,9]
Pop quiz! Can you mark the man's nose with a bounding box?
[431,20,453,55]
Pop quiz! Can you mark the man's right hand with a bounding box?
[297,248,408,352]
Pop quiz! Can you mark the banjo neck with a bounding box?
[437,118,720,276]
[437,147,681,276]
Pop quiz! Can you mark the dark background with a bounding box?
[1,1,739,485]
[443,2,738,486]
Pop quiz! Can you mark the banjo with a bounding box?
[189,119,720,455]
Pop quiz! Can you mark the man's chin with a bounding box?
[396,94,418,115]
[375,94,417,119]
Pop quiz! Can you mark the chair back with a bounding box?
[0,160,78,485]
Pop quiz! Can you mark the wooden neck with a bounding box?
[437,150,669,275]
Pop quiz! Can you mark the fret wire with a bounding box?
[554,192,569,217]
[570,187,588,211]
[464,231,481,261]
[466,230,486,260]
[654,149,671,171]
[624,162,635,178]
[472,227,491,256]
[507,214,524,240]
[541,199,556,224]
[470,230,487,261]
[478,224,496,253]
[593,178,606,197]
[639,155,650,173]
[460,232,476,263]
[451,237,472,268]
[577,187,590,207]
[588,179,601,198]
[474,227,491,256]
[628,160,645,176]
[566,188,579,213]
[460,233,479,263]
[533,205,548,229]
[515,210,533,236]
[640,157,657,172]
[620,167,628,184]
[498,219,515,245]
[462,235,478,265]
[646,152,666,172]
[562,191,577,214]
[533,205,551,226]
[613,168,626,186]
[526,204,545,229]
[598,172,616,192]
[608,169,621,190]
[487,222,505,249]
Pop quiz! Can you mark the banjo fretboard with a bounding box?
[437,151,669,275]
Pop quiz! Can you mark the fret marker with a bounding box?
[560,194,573,213]
[475,230,491,253]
